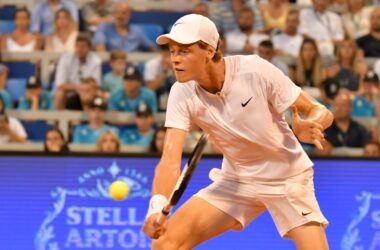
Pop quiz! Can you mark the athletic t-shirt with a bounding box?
[165,55,313,179]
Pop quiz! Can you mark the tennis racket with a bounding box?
[156,133,209,225]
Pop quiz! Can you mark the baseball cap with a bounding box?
[363,70,379,84]
[136,102,152,117]
[123,65,142,81]
[90,96,107,110]
[156,14,219,50]
[322,77,340,99]
[26,76,42,89]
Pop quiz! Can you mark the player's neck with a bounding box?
[197,58,225,94]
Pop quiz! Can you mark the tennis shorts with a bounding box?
[194,167,328,238]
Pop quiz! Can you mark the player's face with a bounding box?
[168,42,209,83]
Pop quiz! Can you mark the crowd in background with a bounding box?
[0,0,380,157]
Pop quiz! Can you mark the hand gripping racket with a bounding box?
[156,133,209,225]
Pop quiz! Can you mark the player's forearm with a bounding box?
[152,162,181,198]
[303,105,334,130]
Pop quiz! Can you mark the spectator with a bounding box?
[0,55,11,110]
[121,103,155,147]
[363,141,380,157]
[44,127,69,153]
[108,65,157,112]
[318,77,340,109]
[356,8,380,57]
[342,0,374,39]
[93,2,156,52]
[299,0,344,56]
[54,34,101,109]
[290,38,326,87]
[1,7,42,52]
[375,59,380,78]
[150,127,167,154]
[192,2,209,17]
[260,0,289,34]
[351,70,380,117]
[81,0,114,32]
[18,76,53,111]
[31,0,79,36]
[72,96,119,144]
[103,49,127,94]
[96,130,120,153]
[44,8,78,53]
[225,7,269,54]
[144,45,175,111]
[324,91,372,148]
[272,9,303,58]
[0,95,27,143]
[326,38,368,91]
[65,77,99,111]
[257,40,289,75]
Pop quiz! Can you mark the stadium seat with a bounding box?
[0,20,15,34]
[131,24,163,44]
[21,120,54,142]
[0,6,16,20]
[6,78,27,102]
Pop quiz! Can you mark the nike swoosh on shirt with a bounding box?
[302,211,312,216]
[241,97,253,107]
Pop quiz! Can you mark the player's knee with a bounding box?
[152,236,187,250]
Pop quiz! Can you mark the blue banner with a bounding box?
[0,156,379,249]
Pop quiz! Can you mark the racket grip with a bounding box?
[156,206,170,225]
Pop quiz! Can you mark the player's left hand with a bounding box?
[291,107,325,150]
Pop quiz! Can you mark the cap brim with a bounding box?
[156,33,200,46]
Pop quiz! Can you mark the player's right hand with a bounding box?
[142,213,167,239]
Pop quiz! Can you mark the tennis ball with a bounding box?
[109,180,129,201]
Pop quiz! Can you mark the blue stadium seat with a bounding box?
[4,61,35,79]
[21,121,54,142]
[0,6,16,20]
[0,20,15,34]
[131,24,163,44]
[6,78,27,102]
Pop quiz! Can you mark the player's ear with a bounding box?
[206,46,215,61]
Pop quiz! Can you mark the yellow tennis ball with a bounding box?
[109,180,129,201]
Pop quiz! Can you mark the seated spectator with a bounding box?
[318,77,340,109]
[18,77,53,111]
[0,56,7,89]
[81,0,114,32]
[225,7,269,55]
[0,95,27,143]
[342,0,373,39]
[327,38,367,91]
[54,34,101,109]
[96,130,120,153]
[363,141,380,157]
[290,38,326,87]
[150,127,167,154]
[44,8,78,53]
[93,2,156,52]
[351,70,380,117]
[272,9,303,58]
[31,0,78,36]
[65,77,99,111]
[299,0,344,56]
[1,7,42,52]
[356,7,380,57]
[257,40,289,75]
[375,59,380,78]
[44,127,69,154]
[144,45,175,111]
[324,91,372,148]
[72,96,119,144]
[108,65,157,112]
[260,0,289,34]
[103,49,127,94]
[121,103,155,147]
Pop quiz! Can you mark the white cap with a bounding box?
[156,14,219,50]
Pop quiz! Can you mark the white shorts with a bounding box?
[194,167,329,238]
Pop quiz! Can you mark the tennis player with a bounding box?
[143,14,333,250]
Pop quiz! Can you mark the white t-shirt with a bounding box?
[165,55,313,180]
[225,29,269,54]
[0,117,27,143]
[272,33,304,57]
[374,60,380,78]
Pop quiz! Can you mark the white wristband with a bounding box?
[146,194,168,218]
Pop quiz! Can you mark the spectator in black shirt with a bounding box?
[65,77,99,111]
[356,8,380,57]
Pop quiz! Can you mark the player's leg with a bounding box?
[287,222,329,250]
[152,197,241,250]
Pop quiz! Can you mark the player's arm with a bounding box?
[290,90,334,150]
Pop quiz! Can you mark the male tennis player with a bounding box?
[143,14,333,250]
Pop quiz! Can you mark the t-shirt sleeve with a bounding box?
[259,57,301,114]
[164,82,192,131]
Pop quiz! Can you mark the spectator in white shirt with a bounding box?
[374,59,380,78]
[342,0,374,39]
[272,9,304,58]
[299,0,344,56]
[54,34,102,109]
[0,95,27,143]
[225,7,269,55]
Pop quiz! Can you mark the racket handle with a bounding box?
[156,206,170,225]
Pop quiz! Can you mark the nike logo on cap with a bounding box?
[241,97,253,107]
[173,22,184,27]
